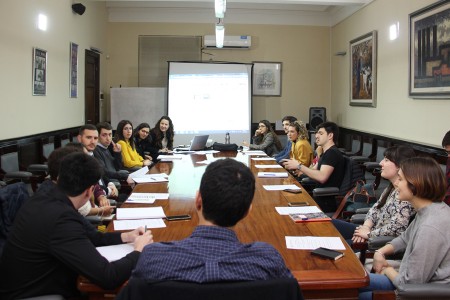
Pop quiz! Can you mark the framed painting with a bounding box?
[252,62,282,96]
[350,31,377,107]
[70,42,78,98]
[32,47,47,96]
[409,0,450,97]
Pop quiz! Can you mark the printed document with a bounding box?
[116,207,166,220]
[285,236,346,250]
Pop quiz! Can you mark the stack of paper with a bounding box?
[285,236,345,250]
[125,193,169,204]
[116,207,166,219]
[263,184,300,191]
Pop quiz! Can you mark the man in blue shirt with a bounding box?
[275,116,297,163]
[132,158,293,282]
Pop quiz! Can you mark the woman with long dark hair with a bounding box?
[359,157,449,299]
[133,123,153,158]
[149,116,174,160]
[243,120,282,156]
[115,120,152,170]
[332,145,416,245]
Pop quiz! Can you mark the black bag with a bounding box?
[212,142,238,151]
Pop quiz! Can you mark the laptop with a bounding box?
[176,135,209,152]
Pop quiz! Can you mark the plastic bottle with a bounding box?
[225,132,230,144]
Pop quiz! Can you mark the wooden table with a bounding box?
[78,151,368,299]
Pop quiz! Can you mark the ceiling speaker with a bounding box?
[72,3,86,15]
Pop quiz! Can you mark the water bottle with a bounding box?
[225,132,230,144]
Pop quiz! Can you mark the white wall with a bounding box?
[331,0,449,147]
[0,0,108,140]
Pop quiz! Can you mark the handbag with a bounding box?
[212,142,238,151]
[344,180,377,213]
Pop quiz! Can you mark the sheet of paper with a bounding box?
[157,155,183,160]
[258,172,288,178]
[116,207,166,220]
[195,160,211,165]
[254,164,283,169]
[194,150,220,154]
[129,166,150,178]
[242,150,267,155]
[132,174,169,183]
[263,184,301,191]
[125,193,169,203]
[285,236,346,250]
[251,157,276,161]
[275,206,321,215]
[96,243,135,262]
[113,218,167,230]
[101,214,115,221]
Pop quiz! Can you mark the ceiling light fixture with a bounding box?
[215,0,226,18]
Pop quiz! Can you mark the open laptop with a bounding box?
[175,135,209,152]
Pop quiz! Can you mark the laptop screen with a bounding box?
[188,135,209,151]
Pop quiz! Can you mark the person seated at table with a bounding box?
[281,121,313,175]
[274,115,297,163]
[38,146,115,218]
[358,157,450,300]
[283,121,345,212]
[243,120,283,156]
[115,120,152,171]
[131,158,293,282]
[134,122,153,158]
[149,116,175,160]
[94,122,132,184]
[0,152,153,300]
[331,145,416,246]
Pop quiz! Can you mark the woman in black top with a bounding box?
[149,116,175,160]
[134,123,153,158]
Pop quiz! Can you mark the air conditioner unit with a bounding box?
[203,35,251,49]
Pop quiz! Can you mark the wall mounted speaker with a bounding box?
[308,107,326,130]
[72,3,86,15]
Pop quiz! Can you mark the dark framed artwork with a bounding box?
[70,42,78,98]
[409,0,450,97]
[32,47,47,96]
[350,31,377,107]
[252,62,282,96]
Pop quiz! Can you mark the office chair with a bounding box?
[373,283,450,300]
[116,278,304,300]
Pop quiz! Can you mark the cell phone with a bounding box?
[311,247,344,260]
[288,201,309,207]
[284,189,302,194]
[165,214,192,221]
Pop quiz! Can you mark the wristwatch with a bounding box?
[297,163,302,170]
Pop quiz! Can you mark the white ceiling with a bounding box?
[103,0,374,26]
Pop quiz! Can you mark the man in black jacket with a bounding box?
[0,153,152,300]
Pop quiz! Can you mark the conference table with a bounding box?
[78,151,368,299]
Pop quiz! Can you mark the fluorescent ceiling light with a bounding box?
[215,23,225,48]
[215,0,226,18]
[38,14,47,31]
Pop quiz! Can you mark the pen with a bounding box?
[144,225,147,233]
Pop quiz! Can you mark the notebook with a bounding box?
[175,135,209,152]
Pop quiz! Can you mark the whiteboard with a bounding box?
[110,88,166,129]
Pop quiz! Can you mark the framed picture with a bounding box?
[409,0,450,98]
[350,31,377,107]
[70,42,79,98]
[32,47,47,96]
[252,62,282,96]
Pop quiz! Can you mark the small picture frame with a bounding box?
[349,31,377,107]
[70,42,79,98]
[252,62,282,96]
[32,47,47,96]
[409,0,450,98]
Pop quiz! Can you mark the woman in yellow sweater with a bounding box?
[283,121,313,177]
[115,120,152,170]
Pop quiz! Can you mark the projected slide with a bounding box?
[168,62,252,146]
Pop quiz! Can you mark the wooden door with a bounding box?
[85,50,100,125]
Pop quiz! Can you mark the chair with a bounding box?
[373,283,450,300]
[27,137,56,191]
[116,278,304,300]
[349,137,376,164]
[0,145,33,185]
[338,134,362,156]
[0,182,29,256]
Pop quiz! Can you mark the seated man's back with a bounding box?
[132,158,293,282]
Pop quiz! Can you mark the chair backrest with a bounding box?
[0,145,21,174]
[116,278,304,300]
[338,156,364,196]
